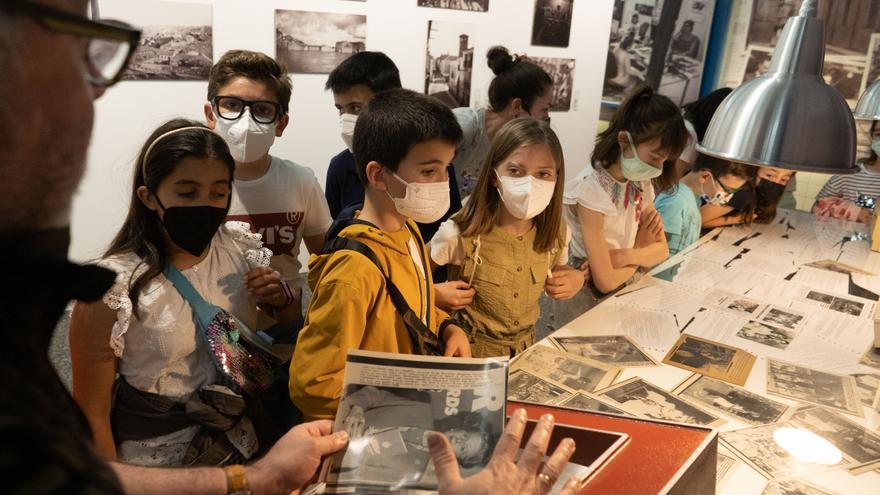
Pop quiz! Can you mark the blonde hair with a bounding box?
[453,118,565,253]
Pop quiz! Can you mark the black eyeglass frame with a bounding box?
[2,1,141,87]
[211,96,286,125]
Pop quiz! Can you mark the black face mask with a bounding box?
[155,196,228,256]
[756,179,786,206]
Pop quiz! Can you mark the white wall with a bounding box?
[72,0,615,263]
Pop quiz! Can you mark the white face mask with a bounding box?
[340,113,358,153]
[387,172,450,224]
[495,171,556,220]
[213,108,276,163]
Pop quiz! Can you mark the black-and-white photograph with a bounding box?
[742,46,772,83]
[760,306,805,330]
[829,297,865,317]
[737,321,795,350]
[116,1,213,81]
[766,359,862,416]
[746,0,880,56]
[424,20,474,109]
[515,345,619,394]
[806,290,835,304]
[728,299,761,314]
[791,407,880,472]
[659,0,716,105]
[523,56,575,111]
[823,58,866,106]
[417,0,489,12]
[721,422,836,479]
[328,384,502,488]
[864,33,880,94]
[560,393,629,415]
[852,373,880,408]
[508,370,572,404]
[531,0,574,48]
[603,0,654,101]
[599,377,723,426]
[675,375,790,425]
[860,346,880,371]
[763,479,842,495]
[666,335,735,373]
[275,10,366,74]
[551,335,657,367]
[716,451,737,488]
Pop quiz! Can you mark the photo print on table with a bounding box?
[762,478,842,495]
[662,334,757,386]
[851,373,880,409]
[424,20,475,108]
[674,374,791,426]
[558,393,629,416]
[860,345,880,371]
[507,369,573,405]
[765,359,862,417]
[789,406,880,474]
[716,449,738,489]
[549,334,658,367]
[114,0,213,81]
[275,10,366,74]
[736,321,796,350]
[597,377,724,427]
[758,305,806,331]
[512,345,620,394]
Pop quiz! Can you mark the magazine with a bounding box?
[307,350,509,494]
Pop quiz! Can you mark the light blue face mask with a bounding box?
[620,131,662,181]
[871,138,880,156]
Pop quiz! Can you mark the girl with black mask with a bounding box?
[69,120,295,467]
[701,164,793,227]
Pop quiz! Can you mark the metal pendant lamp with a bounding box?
[854,79,880,120]
[696,0,858,174]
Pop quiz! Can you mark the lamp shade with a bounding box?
[854,79,880,120]
[696,0,857,175]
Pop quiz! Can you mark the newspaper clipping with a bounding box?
[314,350,508,493]
[550,334,659,367]
[789,406,880,474]
[598,377,724,427]
[512,345,621,395]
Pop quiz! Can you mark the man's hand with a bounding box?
[428,409,579,495]
[443,325,472,357]
[343,406,366,439]
[435,281,477,311]
[544,265,585,301]
[247,420,348,495]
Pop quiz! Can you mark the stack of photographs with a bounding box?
[510,345,621,401]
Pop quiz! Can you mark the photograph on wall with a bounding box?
[115,0,213,81]
[721,422,850,479]
[522,56,576,111]
[765,359,862,416]
[559,393,630,416]
[762,478,842,495]
[512,345,620,394]
[658,0,716,106]
[789,406,880,474]
[507,370,573,405]
[741,46,773,83]
[863,33,880,94]
[673,374,791,426]
[746,0,880,57]
[603,0,655,101]
[662,334,757,386]
[275,10,366,74]
[531,0,574,48]
[550,334,658,367]
[822,58,867,107]
[597,377,724,426]
[424,20,475,108]
[417,0,489,12]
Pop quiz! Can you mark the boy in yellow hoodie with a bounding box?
[291,89,472,420]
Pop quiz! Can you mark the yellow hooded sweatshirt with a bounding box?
[289,219,449,420]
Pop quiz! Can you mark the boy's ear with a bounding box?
[137,185,160,212]
[204,102,216,130]
[365,161,388,191]
[275,113,290,137]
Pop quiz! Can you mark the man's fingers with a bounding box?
[493,408,528,464]
[427,432,463,488]
[518,414,555,474]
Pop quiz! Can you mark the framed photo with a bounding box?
[531,0,574,48]
[662,334,756,386]
[597,377,724,427]
[765,359,862,417]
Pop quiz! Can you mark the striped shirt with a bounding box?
[815,169,880,203]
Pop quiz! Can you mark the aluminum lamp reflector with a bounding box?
[854,79,880,120]
[696,0,857,174]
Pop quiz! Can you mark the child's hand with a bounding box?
[435,281,476,311]
[635,206,664,246]
[443,325,472,357]
[545,265,586,300]
[244,266,287,307]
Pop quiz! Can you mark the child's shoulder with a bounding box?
[564,165,618,214]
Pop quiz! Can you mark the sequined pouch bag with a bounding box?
[164,265,278,395]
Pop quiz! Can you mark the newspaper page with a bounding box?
[312,350,508,494]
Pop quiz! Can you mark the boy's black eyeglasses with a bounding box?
[3,1,141,87]
[212,96,284,124]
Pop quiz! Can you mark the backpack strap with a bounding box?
[323,234,445,356]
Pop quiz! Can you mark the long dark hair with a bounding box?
[105,119,234,318]
[682,87,733,142]
[593,84,688,192]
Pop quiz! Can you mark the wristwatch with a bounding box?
[224,464,251,495]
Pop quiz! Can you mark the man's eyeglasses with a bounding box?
[212,96,284,125]
[3,1,141,87]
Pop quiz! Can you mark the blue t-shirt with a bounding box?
[655,183,701,256]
